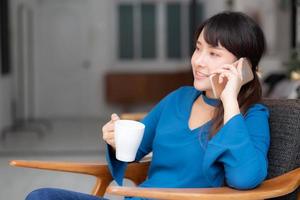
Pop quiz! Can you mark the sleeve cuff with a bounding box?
[208,114,250,147]
[105,144,128,186]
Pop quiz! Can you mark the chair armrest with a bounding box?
[121,112,147,121]
[9,160,112,178]
[9,158,150,184]
[107,167,300,200]
[9,160,114,197]
[9,159,150,196]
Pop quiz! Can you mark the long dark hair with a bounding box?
[195,11,266,138]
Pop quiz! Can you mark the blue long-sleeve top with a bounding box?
[106,86,270,197]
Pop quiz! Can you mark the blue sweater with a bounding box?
[106,86,270,196]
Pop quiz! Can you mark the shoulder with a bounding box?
[154,86,199,113]
[245,103,270,118]
[167,86,200,102]
[172,86,200,97]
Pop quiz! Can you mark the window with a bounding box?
[118,3,156,60]
[141,4,156,58]
[166,3,181,59]
[118,4,134,59]
[117,1,203,61]
[188,2,203,55]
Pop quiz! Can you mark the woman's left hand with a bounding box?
[211,58,245,103]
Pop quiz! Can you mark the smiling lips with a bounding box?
[195,71,210,79]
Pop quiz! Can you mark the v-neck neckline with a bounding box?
[188,120,212,132]
[187,89,215,132]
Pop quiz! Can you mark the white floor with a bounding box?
[0,118,130,200]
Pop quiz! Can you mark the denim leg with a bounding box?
[25,188,109,200]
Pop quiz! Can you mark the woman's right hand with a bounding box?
[102,113,120,149]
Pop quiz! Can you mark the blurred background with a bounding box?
[0,0,299,199]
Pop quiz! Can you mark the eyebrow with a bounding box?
[196,41,224,50]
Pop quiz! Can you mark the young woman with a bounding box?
[26,11,270,200]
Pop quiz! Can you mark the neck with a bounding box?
[201,89,220,107]
[204,90,215,99]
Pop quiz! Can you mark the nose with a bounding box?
[193,52,207,68]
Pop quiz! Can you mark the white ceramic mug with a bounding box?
[114,120,145,162]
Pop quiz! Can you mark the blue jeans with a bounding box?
[25,188,109,200]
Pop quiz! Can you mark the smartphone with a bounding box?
[209,58,254,98]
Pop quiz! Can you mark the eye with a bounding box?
[210,52,220,57]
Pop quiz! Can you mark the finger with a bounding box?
[102,122,114,133]
[107,113,120,125]
[106,123,116,132]
[107,138,115,144]
[219,74,225,84]
[218,71,234,83]
[111,113,120,122]
[222,64,239,75]
[219,75,223,84]
[103,131,114,142]
[105,131,114,140]
[102,121,115,133]
[102,113,120,131]
[107,139,115,148]
[218,73,230,84]
[209,68,230,76]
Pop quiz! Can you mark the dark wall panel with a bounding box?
[0,0,11,75]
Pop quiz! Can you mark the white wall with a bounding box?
[32,0,191,119]
[33,0,120,119]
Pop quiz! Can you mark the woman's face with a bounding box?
[191,30,237,93]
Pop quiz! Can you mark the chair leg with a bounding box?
[91,177,112,197]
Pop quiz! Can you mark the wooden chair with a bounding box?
[10,99,300,199]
